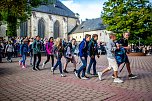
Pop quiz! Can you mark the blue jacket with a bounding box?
[20,44,28,55]
[79,38,88,57]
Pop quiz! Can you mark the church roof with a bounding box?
[32,0,77,18]
[70,18,106,34]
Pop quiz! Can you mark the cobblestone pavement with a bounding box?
[0,55,152,101]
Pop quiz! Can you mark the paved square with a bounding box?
[0,55,152,101]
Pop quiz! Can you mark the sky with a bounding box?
[60,0,107,21]
[60,0,152,21]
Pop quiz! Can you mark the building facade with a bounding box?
[69,18,112,43]
[19,0,78,39]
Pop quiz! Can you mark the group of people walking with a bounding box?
[0,32,138,83]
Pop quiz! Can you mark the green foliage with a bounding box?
[102,0,152,44]
[0,0,55,36]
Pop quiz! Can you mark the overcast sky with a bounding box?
[60,0,152,21]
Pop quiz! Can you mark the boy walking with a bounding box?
[87,34,100,76]
[75,34,91,80]
[97,33,123,83]
[32,36,42,71]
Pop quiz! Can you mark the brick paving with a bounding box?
[0,55,152,101]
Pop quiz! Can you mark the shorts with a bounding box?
[124,55,130,63]
[107,58,118,71]
[66,56,76,64]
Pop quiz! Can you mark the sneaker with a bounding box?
[42,63,45,68]
[30,62,33,66]
[81,76,89,80]
[61,74,66,77]
[97,72,103,81]
[112,74,120,79]
[113,78,123,83]
[51,67,54,72]
[74,71,81,79]
[73,69,76,72]
[19,61,22,66]
[32,68,37,71]
[74,71,78,77]
[128,74,137,79]
[22,65,26,69]
[93,74,98,77]
[36,67,40,71]
[63,69,69,73]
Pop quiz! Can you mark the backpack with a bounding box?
[115,47,126,65]
[64,42,72,57]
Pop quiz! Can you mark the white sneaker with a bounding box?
[97,72,103,81]
[19,61,22,66]
[42,63,45,68]
[51,67,54,72]
[112,75,120,79]
[113,78,123,83]
[61,74,66,77]
[74,71,78,77]
[22,65,26,69]
[81,77,89,80]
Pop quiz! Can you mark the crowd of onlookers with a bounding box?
[130,45,152,55]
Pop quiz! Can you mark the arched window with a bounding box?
[54,20,60,39]
[20,21,28,37]
[38,18,45,38]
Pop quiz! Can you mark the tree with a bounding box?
[0,0,55,37]
[102,0,152,44]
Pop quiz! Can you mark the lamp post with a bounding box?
[139,37,141,47]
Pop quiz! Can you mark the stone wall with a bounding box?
[26,11,77,39]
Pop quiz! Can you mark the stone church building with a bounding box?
[19,0,79,39]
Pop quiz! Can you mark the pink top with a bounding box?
[45,42,54,55]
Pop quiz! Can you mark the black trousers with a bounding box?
[0,52,2,62]
[44,54,54,67]
[33,52,41,69]
[7,52,12,61]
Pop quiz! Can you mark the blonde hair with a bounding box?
[54,38,62,48]
[109,33,116,39]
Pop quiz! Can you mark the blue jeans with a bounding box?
[77,57,87,77]
[53,58,62,74]
[21,54,26,65]
[87,56,97,75]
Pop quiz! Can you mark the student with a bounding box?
[75,34,91,80]
[0,43,3,63]
[52,38,65,77]
[19,39,28,68]
[5,41,14,62]
[98,33,123,83]
[42,37,54,69]
[87,34,100,76]
[63,40,77,73]
[32,36,42,71]
[28,38,34,66]
[118,32,137,79]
